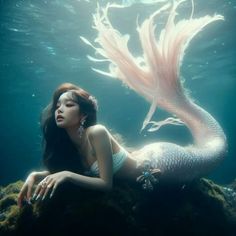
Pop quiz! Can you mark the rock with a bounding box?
[0,178,236,236]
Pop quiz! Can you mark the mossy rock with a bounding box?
[0,178,236,236]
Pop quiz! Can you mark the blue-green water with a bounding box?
[0,0,235,186]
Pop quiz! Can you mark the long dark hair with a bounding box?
[41,83,97,173]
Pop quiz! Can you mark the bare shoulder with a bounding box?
[86,124,110,141]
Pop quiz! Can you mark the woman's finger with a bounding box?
[17,188,26,208]
[42,180,54,200]
[18,184,32,207]
[17,195,24,208]
[32,182,43,200]
[26,182,34,201]
[35,177,51,200]
[35,187,45,200]
[49,182,59,199]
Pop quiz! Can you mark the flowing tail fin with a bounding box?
[80,0,223,132]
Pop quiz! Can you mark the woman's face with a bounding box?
[55,91,82,129]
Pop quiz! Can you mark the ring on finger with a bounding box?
[47,184,52,188]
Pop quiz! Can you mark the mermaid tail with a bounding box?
[81,0,227,182]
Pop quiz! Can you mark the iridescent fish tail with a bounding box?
[81,0,223,132]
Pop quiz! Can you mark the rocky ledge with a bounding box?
[0,178,236,236]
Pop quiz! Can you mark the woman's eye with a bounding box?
[66,103,74,107]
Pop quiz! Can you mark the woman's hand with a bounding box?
[32,171,71,201]
[17,172,38,208]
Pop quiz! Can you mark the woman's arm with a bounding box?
[67,172,112,191]
[68,124,114,190]
[33,125,114,200]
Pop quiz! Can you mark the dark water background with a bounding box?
[0,0,235,186]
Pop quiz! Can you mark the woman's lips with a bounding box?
[56,115,64,121]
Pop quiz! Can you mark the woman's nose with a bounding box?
[57,106,63,113]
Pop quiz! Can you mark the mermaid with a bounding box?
[18,0,227,207]
[80,0,227,183]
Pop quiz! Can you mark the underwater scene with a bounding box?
[0,0,236,235]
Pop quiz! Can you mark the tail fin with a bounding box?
[81,0,223,131]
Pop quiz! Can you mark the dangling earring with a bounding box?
[77,119,85,138]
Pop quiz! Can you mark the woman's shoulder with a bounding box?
[86,124,110,139]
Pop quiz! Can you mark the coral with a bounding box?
[0,178,236,236]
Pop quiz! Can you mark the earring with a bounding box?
[77,119,85,138]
